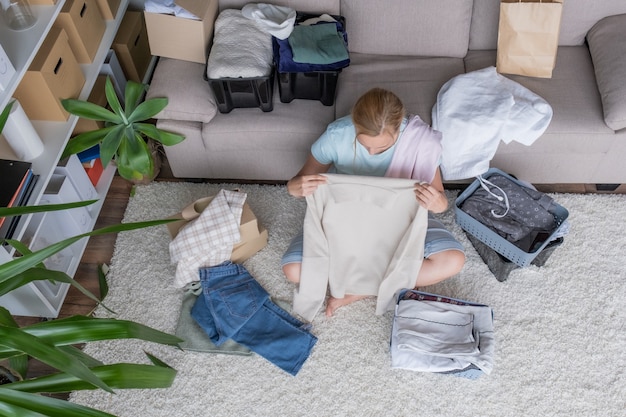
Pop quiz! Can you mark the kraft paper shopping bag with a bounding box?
[496,0,564,78]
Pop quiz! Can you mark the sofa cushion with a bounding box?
[335,54,465,124]
[147,58,218,124]
[340,0,472,58]
[587,14,626,131]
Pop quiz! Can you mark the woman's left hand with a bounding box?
[414,182,448,213]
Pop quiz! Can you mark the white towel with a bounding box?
[241,3,296,40]
[206,9,274,79]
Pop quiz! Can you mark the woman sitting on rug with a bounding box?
[281,88,465,317]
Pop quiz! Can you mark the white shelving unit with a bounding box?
[0,0,130,317]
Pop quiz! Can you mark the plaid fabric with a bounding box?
[169,190,247,287]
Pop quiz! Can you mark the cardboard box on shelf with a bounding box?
[54,0,106,63]
[14,27,86,121]
[96,0,121,20]
[72,75,107,135]
[144,0,218,64]
[112,10,153,82]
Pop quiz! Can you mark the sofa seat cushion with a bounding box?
[587,14,626,131]
[147,58,218,124]
[335,53,465,124]
[464,47,618,183]
[188,96,336,180]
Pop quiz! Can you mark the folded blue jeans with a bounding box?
[191,262,317,375]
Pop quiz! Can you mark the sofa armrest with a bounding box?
[146,58,218,124]
[587,14,626,131]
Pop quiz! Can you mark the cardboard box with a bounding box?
[112,11,153,82]
[54,0,106,63]
[72,74,107,135]
[167,194,268,263]
[14,27,86,121]
[144,0,218,64]
[96,0,121,20]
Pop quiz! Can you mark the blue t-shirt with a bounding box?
[311,116,408,177]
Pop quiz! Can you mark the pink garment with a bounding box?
[385,114,443,183]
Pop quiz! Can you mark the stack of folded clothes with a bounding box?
[390,289,495,379]
[273,13,350,73]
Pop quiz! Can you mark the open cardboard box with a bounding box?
[144,0,218,64]
[167,194,268,263]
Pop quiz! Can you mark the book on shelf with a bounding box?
[85,157,104,186]
[0,174,39,241]
[77,145,100,164]
[1,159,32,209]
[1,159,39,241]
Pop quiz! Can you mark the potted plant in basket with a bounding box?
[0,104,182,416]
[61,77,185,183]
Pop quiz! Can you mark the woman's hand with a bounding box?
[414,182,448,213]
[287,174,328,197]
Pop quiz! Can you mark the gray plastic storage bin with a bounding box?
[455,168,568,268]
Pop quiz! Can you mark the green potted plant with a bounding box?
[0,101,183,415]
[61,77,185,183]
[0,200,183,416]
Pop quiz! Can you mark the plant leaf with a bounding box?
[57,344,104,368]
[0,268,108,315]
[134,123,185,146]
[0,316,182,356]
[124,80,147,116]
[0,100,15,133]
[7,361,177,393]
[99,124,126,168]
[0,200,97,218]
[116,134,152,181]
[61,98,120,123]
[104,77,124,121]
[128,97,167,123]
[0,387,116,417]
[97,264,109,301]
[62,127,115,159]
[0,219,175,285]
[0,326,112,393]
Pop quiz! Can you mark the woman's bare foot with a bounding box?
[325,294,371,317]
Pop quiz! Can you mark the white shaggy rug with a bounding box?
[70,181,626,417]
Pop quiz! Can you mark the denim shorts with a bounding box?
[191,262,317,375]
[281,216,464,266]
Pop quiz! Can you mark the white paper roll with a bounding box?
[2,99,44,161]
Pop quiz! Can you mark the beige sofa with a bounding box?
[147,0,626,187]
